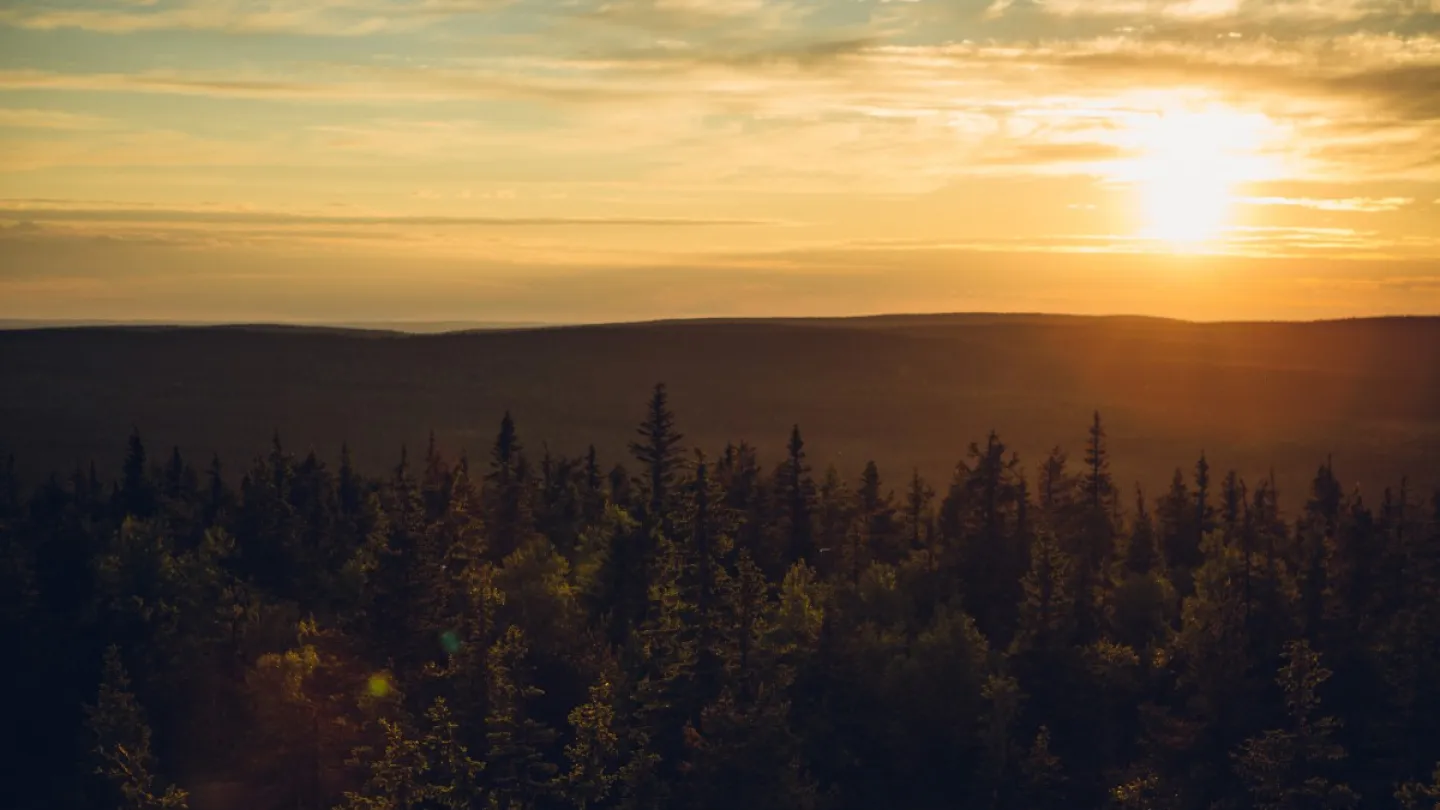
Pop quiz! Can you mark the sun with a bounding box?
[1129,106,1276,251]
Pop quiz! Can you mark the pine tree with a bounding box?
[162,445,188,500]
[1222,470,1245,543]
[1111,486,1172,650]
[1039,447,1073,520]
[857,461,898,564]
[338,443,363,518]
[1084,412,1116,522]
[87,646,189,810]
[366,447,436,670]
[340,717,429,810]
[1233,640,1358,810]
[421,698,485,810]
[1324,490,1377,639]
[954,432,1026,643]
[1125,485,1159,576]
[1175,530,1253,768]
[777,426,815,565]
[246,619,378,810]
[1379,490,1440,780]
[582,445,605,522]
[344,701,483,810]
[631,534,699,781]
[422,430,454,522]
[1020,726,1067,810]
[629,383,685,536]
[429,460,491,649]
[1396,763,1440,810]
[486,625,559,810]
[815,465,853,577]
[203,453,230,527]
[1244,475,1292,667]
[563,675,622,810]
[682,453,739,702]
[718,441,770,570]
[121,428,156,519]
[1195,453,1216,542]
[903,467,935,554]
[981,673,1024,809]
[486,412,533,560]
[1158,468,1198,576]
[1014,529,1075,652]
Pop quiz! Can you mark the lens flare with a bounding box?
[367,673,392,698]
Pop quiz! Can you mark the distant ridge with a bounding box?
[4,312,1436,337]
[2,313,1437,512]
[0,319,554,334]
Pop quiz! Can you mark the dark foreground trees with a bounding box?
[2,392,1439,810]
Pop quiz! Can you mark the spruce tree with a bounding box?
[1157,468,1198,576]
[1233,640,1358,810]
[1084,412,1116,522]
[486,412,533,560]
[1125,485,1159,576]
[340,717,429,810]
[121,428,156,519]
[87,646,189,810]
[1020,726,1067,810]
[1039,447,1072,519]
[857,461,898,564]
[1195,453,1216,542]
[1014,529,1075,652]
[1222,470,1245,543]
[1396,764,1440,810]
[903,468,935,553]
[486,625,559,810]
[777,426,815,565]
[629,383,685,536]
[563,675,622,810]
[815,465,853,577]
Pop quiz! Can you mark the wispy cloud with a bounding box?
[0,0,512,36]
[987,0,1435,27]
[0,201,783,227]
[1240,195,1414,211]
[1,0,1438,322]
[0,107,115,130]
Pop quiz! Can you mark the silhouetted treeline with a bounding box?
[2,385,1439,810]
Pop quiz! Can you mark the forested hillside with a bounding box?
[3,385,1439,810]
[2,315,1438,509]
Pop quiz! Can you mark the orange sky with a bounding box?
[1,0,1438,322]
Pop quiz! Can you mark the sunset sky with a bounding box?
[1,0,1437,323]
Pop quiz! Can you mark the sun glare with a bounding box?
[1128,106,1278,252]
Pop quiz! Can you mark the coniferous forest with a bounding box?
[4,384,1440,810]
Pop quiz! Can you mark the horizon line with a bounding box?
[3,311,1438,335]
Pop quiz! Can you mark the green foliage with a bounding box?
[6,393,1440,810]
[628,384,685,534]
[1015,529,1075,652]
[87,646,189,810]
[1396,764,1440,810]
[485,626,559,810]
[562,676,622,810]
[1233,641,1359,810]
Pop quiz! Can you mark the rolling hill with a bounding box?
[2,314,1437,509]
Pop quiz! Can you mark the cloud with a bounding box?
[987,0,1437,28]
[2,2,1437,220]
[0,202,783,227]
[0,108,116,130]
[0,0,512,36]
[1240,196,1414,211]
